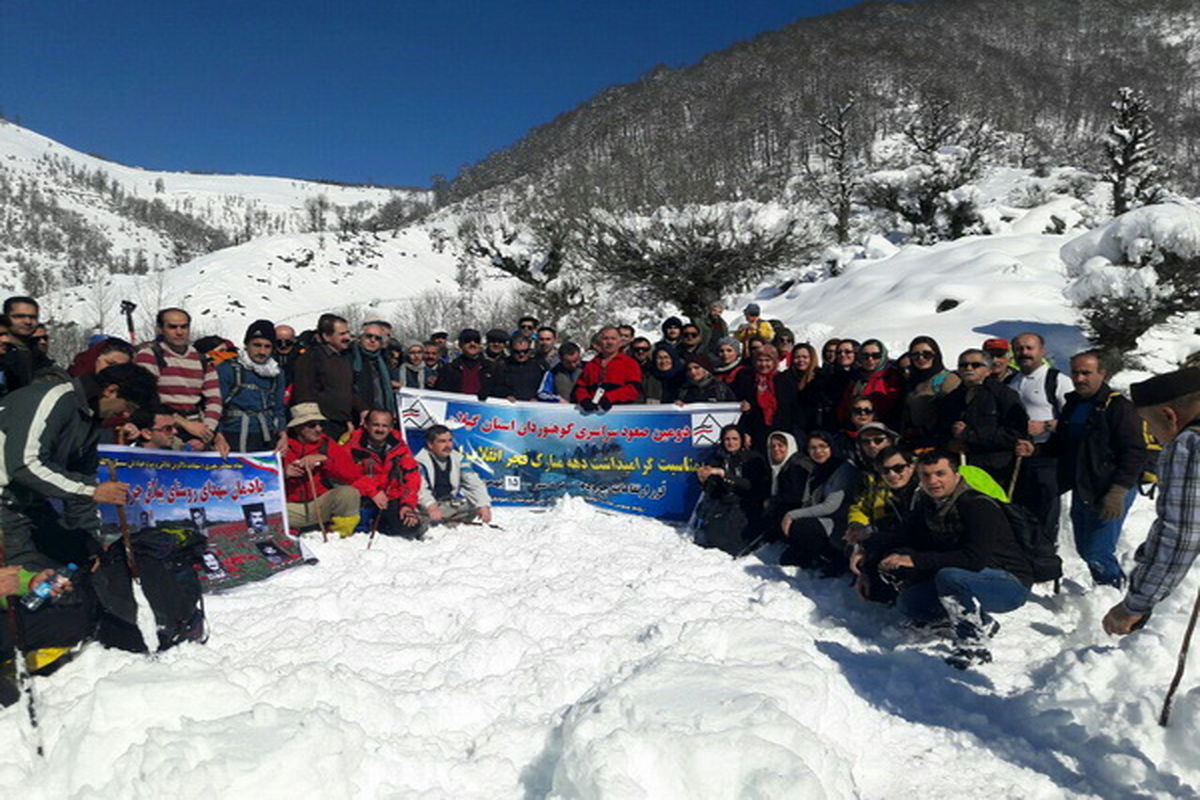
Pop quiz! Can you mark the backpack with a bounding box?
[1005,365,1064,418]
[998,499,1062,583]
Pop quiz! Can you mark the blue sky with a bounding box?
[1,1,867,187]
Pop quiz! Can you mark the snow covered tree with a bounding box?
[574,203,810,323]
[1103,87,1165,216]
[804,94,861,244]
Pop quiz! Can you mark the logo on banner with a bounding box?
[401,396,446,429]
[691,413,722,446]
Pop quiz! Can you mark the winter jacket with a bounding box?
[283,434,361,503]
[1048,386,1147,506]
[486,356,546,401]
[888,480,1035,587]
[0,377,110,566]
[783,458,860,541]
[848,473,918,532]
[700,314,729,355]
[838,365,905,427]
[937,377,1029,483]
[438,355,494,398]
[677,376,736,404]
[216,353,288,450]
[734,319,775,346]
[401,362,434,389]
[343,428,421,507]
[413,449,491,509]
[538,362,583,402]
[351,344,398,417]
[735,369,801,452]
[901,369,960,449]
[695,447,770,554]
[571,353,643,405]
[292,343,355,425]
[712,360,745,386]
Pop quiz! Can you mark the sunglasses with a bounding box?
[632,347,650,354]
[362,333,383,342]
[513,349,532,357]
[861,436,889,445]
[861,352,882,361]
[959,362,988,370]
[837,349,855,356]
[302,421,323,429]
[519,324,535,330]
[461,338,481,345]
[276,339,295,348]
[851,407,873,415]
[879,463,911,475]
[909,350,934,359]
[683,331,700,338]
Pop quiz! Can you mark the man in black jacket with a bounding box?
[438,329,493,398]
[939,349,1028,485]
[878,451,1034,669]
[1034,350,1147,588]
[486,335,545,401]
[292,313,354,436]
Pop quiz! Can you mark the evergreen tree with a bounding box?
[1103,87,1165,216]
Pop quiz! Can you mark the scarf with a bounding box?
[756,372,778,426]
[768,432,799,494]
[240,348,281,378]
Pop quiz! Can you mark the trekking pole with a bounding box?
[103,459,139,580]
[1160,585,1200,726]
[303,463,327,543]
[735,531,769,560]
[365,511,381,550]
[120,299,137,345]
[1007,454,1025,500]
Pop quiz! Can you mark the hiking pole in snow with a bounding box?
[303,462,327,542]
[104,459,139,580]
[1007,454,1025,500]
[1160,585,1200,726]
[735,531,769,560]
[1,538,44,757]
[365,512,381,550]
[120,300,137,345]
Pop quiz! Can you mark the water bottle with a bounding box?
[20,563,79,612]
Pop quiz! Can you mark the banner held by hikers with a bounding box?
[98,445,302,591]
[398,389,740,519]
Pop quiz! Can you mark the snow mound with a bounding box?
[5,496,1199,798]
[1060,202,1200,274]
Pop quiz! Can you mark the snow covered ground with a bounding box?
[2,496,1198,798]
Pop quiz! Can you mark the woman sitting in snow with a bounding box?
[778,431,860,575]
[693,425,770,555]
[762,431,809,540]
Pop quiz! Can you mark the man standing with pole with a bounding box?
[1101,367,1200,724]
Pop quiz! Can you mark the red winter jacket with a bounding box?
[342,428,422,507]
[283,434,361,503]
[571,353,643,404]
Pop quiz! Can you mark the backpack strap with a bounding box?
[1044,367,1063,419]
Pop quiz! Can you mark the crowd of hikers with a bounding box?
[1,292,1199,707]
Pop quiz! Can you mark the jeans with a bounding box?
[897,567,1030,643]
[1071,486,1136,587]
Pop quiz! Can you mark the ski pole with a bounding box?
[366,510,381,550]
[1160,585,1200,726]
[303,462,326,542]
[103,459,139,580]
[1007,454,1025,500]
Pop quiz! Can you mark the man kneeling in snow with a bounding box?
[344,409,427,539]
[414,425,493,526]
[283,403,361,538]
[876,451,1035,669]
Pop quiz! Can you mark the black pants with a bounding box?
[779,517,847,575]
[1013,455,1060,543]
[377,501,429,540]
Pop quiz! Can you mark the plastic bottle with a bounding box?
[20,563,79,612]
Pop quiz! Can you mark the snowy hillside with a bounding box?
[2,498,1198,798]
[42,226,514,338]
[0,120,430,296]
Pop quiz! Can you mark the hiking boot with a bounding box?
[945,645,992,670]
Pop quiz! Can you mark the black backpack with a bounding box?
[999,500,1062,583]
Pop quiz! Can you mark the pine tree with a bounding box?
[1103,87,1165,216]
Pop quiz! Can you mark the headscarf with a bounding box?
[860,338,891,378]
[647,343,686,401]
[768,431,799,494]
[906,335,947,385]
[805,430,847,488]
[754,344,781,426]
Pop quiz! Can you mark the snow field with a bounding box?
[4,495,1198,798]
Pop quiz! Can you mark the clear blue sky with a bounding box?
[1,1,867,187]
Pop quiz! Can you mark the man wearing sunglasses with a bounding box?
[938,349,1028,485]
[438,328,494,400]
[351,321,397,422]
[273,324,299,383]
[282,403,362,538]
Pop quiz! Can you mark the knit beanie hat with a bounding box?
[685,353,714,373]
[244,319,275,344]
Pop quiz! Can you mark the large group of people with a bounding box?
[0,292,1197,704]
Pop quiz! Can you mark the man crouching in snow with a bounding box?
[414,425,493,526]
[1103,367,1200,636]
[876,450,1036,669]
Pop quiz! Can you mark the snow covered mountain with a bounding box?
[0,120,431,299]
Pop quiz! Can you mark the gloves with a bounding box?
[579,398,597,412]
[844,523,872,546]
[1098,485,1130,521]
[598,396,613,411]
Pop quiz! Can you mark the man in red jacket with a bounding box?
[571,326,643,410]
[343,409,427,539]
[283,403,361,537]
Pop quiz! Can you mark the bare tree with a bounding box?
[805,93,861,244]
